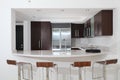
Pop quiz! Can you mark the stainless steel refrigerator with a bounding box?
[52,23,71,51]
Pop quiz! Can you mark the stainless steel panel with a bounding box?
[52,23,71,51]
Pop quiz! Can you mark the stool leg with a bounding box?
[84,67,86,80]
[92,62,95,80]
[70,65,72,80]
[103,65,106,80]
[18,64,21,80]
[42,68,44,80]
[79,67,82,80]
[55,65,58,80]
[92,62,105,80]
[22,64,25,79]
[30,64,33,80]
[22,63,33,80]
[92,63,94,80]
[46,68,49,80]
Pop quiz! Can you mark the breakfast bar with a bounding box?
[11,50,118,80]
[13,50,108,62]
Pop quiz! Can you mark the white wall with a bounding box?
[23,20,31,51]
[0,0,120,80]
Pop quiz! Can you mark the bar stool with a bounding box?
[36,62,58,80]
[7,60,33,80]
[70,61,91,80]
[92,59,118,80]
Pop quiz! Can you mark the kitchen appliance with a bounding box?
[52,23,71,51]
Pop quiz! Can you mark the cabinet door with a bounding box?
[94,10,113,36]
[94,12,102,36]
[31,22,41,50]
[71,24,76,38]
[86,20,91,37]
[84,20,92,37]
[41,22,52,50]
[90,17,94,37]
[78,24,84,37]
[102,10,113,35]
[71,24,84,38]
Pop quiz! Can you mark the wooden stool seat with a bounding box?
[72,61,91,67]
[96,59,117,65]
[36,62,54,67]
[7,60,17,65]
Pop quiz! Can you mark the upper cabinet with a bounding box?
[84,10,113,37]
[71,24,84,38]
[31,21,52,50]
[84,17,94,38]
[84,19,91,37]
[94,10,113,36]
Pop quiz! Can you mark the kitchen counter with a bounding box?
[13,50,108,62]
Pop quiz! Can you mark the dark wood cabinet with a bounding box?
[31,22,41,50]
[71,24,84,38]
[16,25,23,50]
[41,22,52,50]
[94,10,113,36]
[31,21,52,50]
[84,19,91,37]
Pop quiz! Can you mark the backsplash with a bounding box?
[71,36,114,52]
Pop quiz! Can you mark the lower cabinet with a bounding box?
[31,21,52,50]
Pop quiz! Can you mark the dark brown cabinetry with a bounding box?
[31,22,41,50]
[94,10,113,36]
[84,19,91,37]
[41,22,52,50]
[31,21,52,50]
[71,24,84,38]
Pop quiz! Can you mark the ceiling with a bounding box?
[15,8,102,23]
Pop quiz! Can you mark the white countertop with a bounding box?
[13,50,107,58]
[12,50,111,62]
